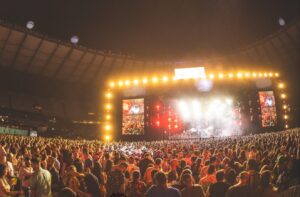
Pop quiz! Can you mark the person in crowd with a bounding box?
[258,170,278,197]
[75,173,101,197]
[92,161,107,197]
[58,187,77,197]
[30,156,52,197]
[145,171,181,197]
[207,170,230,197]
[226,171,253,197]
[199,164,217,192]
[106,162,128,196]
[0,163,23,196]
[126,170,147,197]
[180,173,205,197]
[19,157,33,197]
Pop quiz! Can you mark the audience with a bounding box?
[0,128,298,197]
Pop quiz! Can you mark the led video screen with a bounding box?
[259,91,277,127]
[122,98,144,135]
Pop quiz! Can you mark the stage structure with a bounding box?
[102,67,289,141]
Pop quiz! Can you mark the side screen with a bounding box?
[259,91,277,127]
[122,98,144,135]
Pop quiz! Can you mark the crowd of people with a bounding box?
[0,128,299,197]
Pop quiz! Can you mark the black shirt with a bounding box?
[208,182,230,197]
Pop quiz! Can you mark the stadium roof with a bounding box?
[0,19,299,85]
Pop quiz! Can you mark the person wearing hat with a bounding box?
[30,156,52,197]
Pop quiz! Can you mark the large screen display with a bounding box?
[122,98,144,135]
[259,91,277,127]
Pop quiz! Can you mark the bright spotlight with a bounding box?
[283,105,287,110]
[133,79,139,85]
[118,81,124,87]
[228,73,234,78]
[142,78,148,84]
[225,98,233,105]
[252,73,257,78]
[152,77,158,83]
[26,21,35,29]
[162,76,169,82]
[281,93,286,99]
[70,36,79,44]
[105,124,111,130]
[284,115,288,120]
[209,74,214,79]
[125,80,130,86]
[106,92,112,99]
[105,115,111,120]
[109,82,115,87]
[218,73,224,79]
[278,83,285,89]
[237,72,242,78]
[106,104,112,110]
[104,134,111,142]
[178,101,190,120]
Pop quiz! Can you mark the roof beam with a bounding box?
[67,49,88,80]
[39,44,59,75]
[79,53,97,82]
[24,39,44,72]
[52,47,74,78]
[10,33,28,69]
[91,55,107,84]
[0,29,12,61]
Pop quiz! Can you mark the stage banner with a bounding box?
[259,91,277,127]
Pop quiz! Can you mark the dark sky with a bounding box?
[1,0,299,59]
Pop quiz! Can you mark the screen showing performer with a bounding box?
[122,98,145,135]
[259,91,277,127]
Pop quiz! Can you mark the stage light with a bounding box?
[279,18,286,26]
[278,83,285,89]
[218,73,224,79]
[106,92,112,99]
[284,115,288,120]
[281,93,286,99]
[26,21,35,29]
[225,98,233,105]
[283,105,287,110]
[105,124,111,130]
[106,104,112,110]
[104,134,111,142]
[237,72,242,78]
[152,77,158,83]
[142,78,148,84]
[174,125,178,129]
[269,72,273,77]
[105,115,111,120]
[70,36,79,44]
[264,73,268,77]
[118,81,124,87]
[228,73,234,78]
[133,79,139,85]
[156,121,160,126]
[209,74,214,79]
[109,82,115,88]
[125,80,130,86]
[252,73,257,78]
[258,73,263,77]
[162,76,169,82]
[275,73,279,77]
[245,72,250,78]
[285,124,289,129]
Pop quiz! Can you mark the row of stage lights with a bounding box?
[278,82,289,129]
[108,72,280,88]
[102,73,288,142]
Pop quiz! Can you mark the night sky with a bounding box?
[1,0,300,125]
